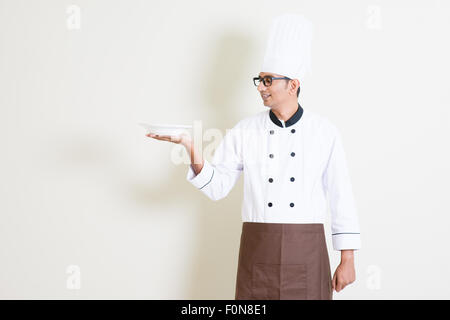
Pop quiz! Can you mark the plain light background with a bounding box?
[1,0,449,299]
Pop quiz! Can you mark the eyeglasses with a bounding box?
[253,75,291,87]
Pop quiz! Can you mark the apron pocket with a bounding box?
[281,264,307,299]
[251,263,307,299]
[251,263,280,299]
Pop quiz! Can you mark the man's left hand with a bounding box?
[332,252,356,292]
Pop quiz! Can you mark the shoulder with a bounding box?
[302,108,340,138]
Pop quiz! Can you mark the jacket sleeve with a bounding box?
[186,123,243,201]
[322,127,361,251]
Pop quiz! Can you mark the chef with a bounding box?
[147,13,361,300]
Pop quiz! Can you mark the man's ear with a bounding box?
[290,79,300,95]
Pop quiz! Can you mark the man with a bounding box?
[147,14,361,299]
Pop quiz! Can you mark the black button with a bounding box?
[290,203,295,207]
[291,129,296,133]
[269,154,274,158]
[270,130,274,135]
[268,202,273,207]
[268,178,273,183]
[290,177,295,182]
[290,152,295,157]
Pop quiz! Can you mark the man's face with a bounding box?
[257,72,291,108]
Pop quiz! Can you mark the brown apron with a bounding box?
[235,222,333,300]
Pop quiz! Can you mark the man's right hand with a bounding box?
[146,133,192,149]
[146,132,203,175]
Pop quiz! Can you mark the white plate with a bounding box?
[138,123,192,136]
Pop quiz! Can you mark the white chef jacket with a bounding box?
[186,104,361,251]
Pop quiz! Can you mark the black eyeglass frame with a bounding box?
[253,75,291,87]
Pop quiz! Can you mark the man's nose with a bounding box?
[257,81,266,92]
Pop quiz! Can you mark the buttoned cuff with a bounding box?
[332,233,361,251]
[186,159,215,190]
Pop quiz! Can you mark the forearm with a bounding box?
[340,249,354,263]
[185,142,204,176]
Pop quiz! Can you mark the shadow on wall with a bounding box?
[186,31,257,299]
[131,31,257,299]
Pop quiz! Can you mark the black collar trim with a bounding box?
[269,103,304,128]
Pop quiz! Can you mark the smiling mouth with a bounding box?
[262,94,271,100]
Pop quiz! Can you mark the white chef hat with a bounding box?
[261,13,313,81]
